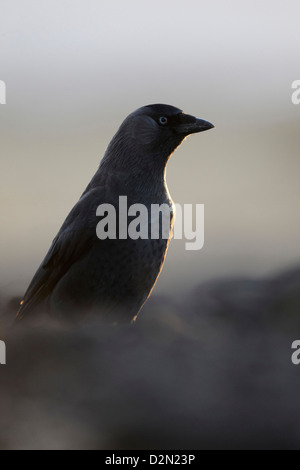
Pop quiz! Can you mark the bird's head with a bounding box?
[101,104,214,182]
[120,104,214,157]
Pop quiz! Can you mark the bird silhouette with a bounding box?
[17,104,214,323]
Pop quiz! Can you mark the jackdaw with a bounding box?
[17,104,214,323]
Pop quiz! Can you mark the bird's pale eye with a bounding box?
[158,116,168,125]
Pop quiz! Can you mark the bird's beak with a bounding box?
[190,118,215,134]
[176,114,215,136]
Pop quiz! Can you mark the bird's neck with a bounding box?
[87,135,172,203]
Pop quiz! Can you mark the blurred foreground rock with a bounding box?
[0,266,300,449]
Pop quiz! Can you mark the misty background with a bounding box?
[0,0,300,450]
[0,0,299,297]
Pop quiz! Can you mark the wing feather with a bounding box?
[17,188,103,318]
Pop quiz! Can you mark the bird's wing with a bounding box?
[17,189,103,319]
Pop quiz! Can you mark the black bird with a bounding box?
[17,104,214,323]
